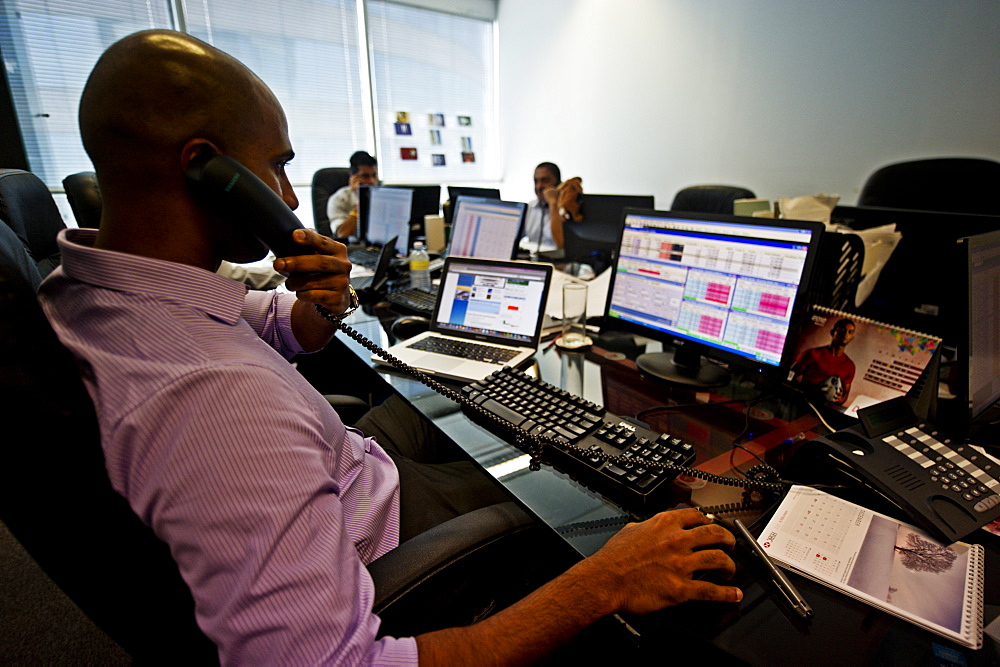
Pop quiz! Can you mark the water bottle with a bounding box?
[408,241,431,291]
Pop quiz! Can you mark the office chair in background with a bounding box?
[311,166,351,238]
[62,171,103,229]
[670,184,756,215]
[0,168,66,277]
[857,157,1000,215]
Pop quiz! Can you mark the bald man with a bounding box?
[39,31,741,664]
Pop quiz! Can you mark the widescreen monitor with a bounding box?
[389,184,442,240]
[445,186,501,224]
[605,210,824,387]
[447,196,526,260]
[361,185,413,256]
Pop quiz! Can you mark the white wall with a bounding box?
[496,0,1000,208]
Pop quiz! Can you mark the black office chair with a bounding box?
[62,171,103,229]
[0,265,560,659]
[0,168,66,277]
[311,167,351,238]
[857,157,1000,215]
[0,217,42,290]
[670,185,756,215]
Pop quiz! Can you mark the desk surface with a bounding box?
[333,305,1000,665]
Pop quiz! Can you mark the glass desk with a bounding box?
[321,305,1000,665]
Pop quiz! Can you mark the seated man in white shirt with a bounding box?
[521,161,561,254]
[327,150,379,239]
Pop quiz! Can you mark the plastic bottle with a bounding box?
[408,240,431,291]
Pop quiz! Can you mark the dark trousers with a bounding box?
[354,395,511,542]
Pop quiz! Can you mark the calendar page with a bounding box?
[758,486,984,648]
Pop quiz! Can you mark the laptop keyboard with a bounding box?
[408,336,520,364]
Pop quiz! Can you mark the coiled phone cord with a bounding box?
[317,304,788,494]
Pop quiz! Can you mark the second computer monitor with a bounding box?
[362,186,413,255]
[448,196,527,260]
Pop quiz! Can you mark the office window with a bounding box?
[182,0,367,187]
[0,0,497,189]
[0,0,174,186]
[366,0,496,182]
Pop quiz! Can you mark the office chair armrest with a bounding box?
[368,501,567,636]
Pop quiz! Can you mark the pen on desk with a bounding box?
[544,333,562,352]
[733,518,813,620]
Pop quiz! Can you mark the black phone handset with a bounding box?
[185,153,785,497]
[185,152,315,259]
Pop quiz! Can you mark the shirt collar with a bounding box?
[56,228,249,325]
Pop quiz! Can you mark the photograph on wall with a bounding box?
[394,122,412,136]
[430,129,442,145]
[458,116,471,126]
[460,136,473,152]
[432,154,446,166]
[429,113,445,127]
[396,111,409,123]
[461,152,475,163]
[400,147,418,160]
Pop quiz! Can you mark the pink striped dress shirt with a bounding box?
[39,228,418,665]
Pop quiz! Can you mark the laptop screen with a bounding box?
[366,186,413,254]
[434,259,549,345]
[448,197,526,260]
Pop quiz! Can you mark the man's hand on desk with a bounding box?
[584,507,742,613]
[272,228,353,351]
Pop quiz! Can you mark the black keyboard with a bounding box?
[348,247,380,268]
[408,336,519,364]
[461,367,696,510]
[387,287,439,315]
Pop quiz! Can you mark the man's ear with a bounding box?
[180,138,222,174]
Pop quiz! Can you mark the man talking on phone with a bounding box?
[39,30,741,664]
[327,150,379,239]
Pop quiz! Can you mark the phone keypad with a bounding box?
[883,424,999,512]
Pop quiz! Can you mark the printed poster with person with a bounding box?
[789,306,942,416]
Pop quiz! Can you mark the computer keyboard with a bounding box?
[387,287,439,315]
[461,367,696,510]
[348,246,380,269]
[409,336,519,364]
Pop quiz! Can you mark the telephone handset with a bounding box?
[787,397,1000,543]
[185,152,315,259]
[184,153,785,499]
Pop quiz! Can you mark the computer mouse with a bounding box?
[391,316,430,341]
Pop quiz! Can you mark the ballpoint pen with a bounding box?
[733,518,813,620]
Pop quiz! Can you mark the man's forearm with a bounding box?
[415,559,616,665]
[290,298,339,352]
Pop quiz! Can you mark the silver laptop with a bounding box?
[376,257,552,383]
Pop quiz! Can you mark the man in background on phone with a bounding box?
[38,30,742,664]
[327,149,379,239]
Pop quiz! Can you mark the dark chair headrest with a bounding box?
[0,169,65,277]
[62,171,103,229]
[858,157,1000,215]
[670,184,756,215]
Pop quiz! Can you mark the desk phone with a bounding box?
[791,397,1000,543]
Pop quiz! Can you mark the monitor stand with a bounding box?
[636,341,730,389]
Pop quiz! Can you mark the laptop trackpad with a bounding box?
[414,354,466,372]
